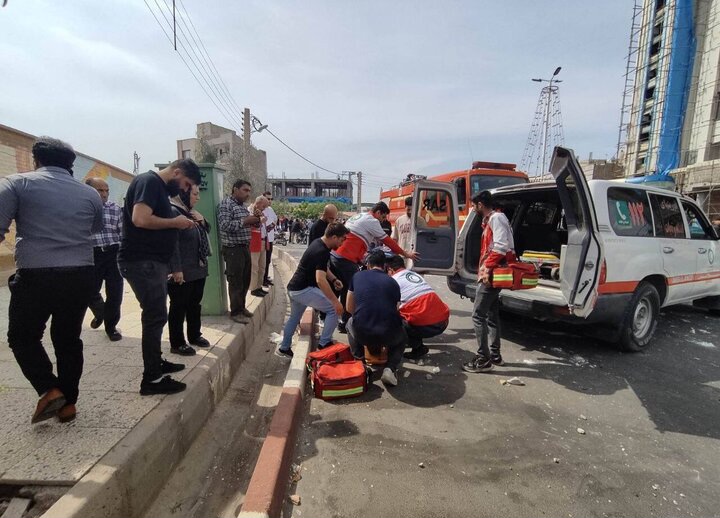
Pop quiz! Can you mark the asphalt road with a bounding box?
[281,244,720,518]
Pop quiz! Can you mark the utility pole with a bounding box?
[133,152,140,175]
[357,171,363,212]
[243,108,251,177]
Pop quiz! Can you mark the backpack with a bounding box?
[306,343,368,401]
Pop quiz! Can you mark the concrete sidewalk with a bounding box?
[0,259,285,515]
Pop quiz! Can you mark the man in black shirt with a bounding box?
[276,223,349,358]
[347,250,407,387]
[308,204,338,244]
[118,159,201,395]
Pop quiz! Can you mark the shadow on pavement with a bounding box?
[494,306,720,440]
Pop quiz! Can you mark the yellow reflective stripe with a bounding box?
[522,278,538,285]
[322,386,364,397]
[493,275,513,281]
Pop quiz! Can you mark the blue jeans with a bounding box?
[280,287,337,351]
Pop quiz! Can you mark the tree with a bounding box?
[195,137,217,164]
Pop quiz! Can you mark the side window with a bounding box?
[650,194,687,238]
[607,187,653,237]
[681,201,715,240]
[455,177,467,207]
[416,189,454,230]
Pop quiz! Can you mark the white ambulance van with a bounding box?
[409,147,720,351]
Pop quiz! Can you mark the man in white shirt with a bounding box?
[391,196,426,260]
[262,191,278,287]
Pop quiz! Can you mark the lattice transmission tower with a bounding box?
[521,67,565,180]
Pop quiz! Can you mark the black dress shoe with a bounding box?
[251,289,268,297]
[171,344,197,356]
[161,358,185,374]
[190,336,210,347]
[90,317,103,329]
[140,376,186,395]
[107,330,122,342]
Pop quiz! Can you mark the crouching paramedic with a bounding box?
[463,190,515,374]
[330,202,419,332]
[386,255,449,360]
[276,223,349,358]
[346,251,406,387]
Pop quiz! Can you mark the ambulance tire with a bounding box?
[619,282,660,352]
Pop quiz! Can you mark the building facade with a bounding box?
[177,122,268,197]
[622,0,720,217]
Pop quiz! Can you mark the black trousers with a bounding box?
[264,241,273,284]
[222,245,251,315]
[347,317,407,371]
[404,319,449,351]
[88,246,124,333]
[119,260,169,382]
[7,267,95,404]
[329,255,360,325]
[168,277,206,348]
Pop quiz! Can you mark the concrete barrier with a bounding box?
[42,250,300,518]
[238,251,315,518]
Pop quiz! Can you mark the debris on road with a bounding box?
[580,414,587,420]
[418,462,425,468]
[577,427,586,435]
[290,463,303,483]
[425,374,433,380]
[652,484,660,491]
[500,377,525,386]
[289,494,301,505]
[431,366,440,374]
[553,457,560,463]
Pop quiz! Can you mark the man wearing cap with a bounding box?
[0,137,103,424]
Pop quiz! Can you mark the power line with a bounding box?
[259,124,339,175]
[152,0,245,132]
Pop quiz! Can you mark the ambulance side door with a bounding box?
[409,180,459,275]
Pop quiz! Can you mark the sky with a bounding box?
[0,0,634,196]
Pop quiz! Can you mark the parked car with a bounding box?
[408,147,720,351]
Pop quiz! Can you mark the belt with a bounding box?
[222,243,249,248]
[94,244,119,252]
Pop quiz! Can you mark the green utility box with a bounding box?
[196,163,227,316]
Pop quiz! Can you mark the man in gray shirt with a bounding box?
[0,137,103,424]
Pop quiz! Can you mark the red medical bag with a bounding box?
[491,261,539,290]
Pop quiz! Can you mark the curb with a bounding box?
[41,251,298,518]
[238,263,315,518]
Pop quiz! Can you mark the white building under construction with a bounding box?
[620,0,720,218]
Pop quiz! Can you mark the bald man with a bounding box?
[85,177,124,341]
[308,204,338,244]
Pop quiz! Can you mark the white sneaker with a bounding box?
[381,368,398,387]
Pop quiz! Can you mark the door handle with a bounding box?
[663,247,674,254]
[584,261,594,270]
[698,248,708,254]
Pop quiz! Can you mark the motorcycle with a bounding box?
[275,230,288,246]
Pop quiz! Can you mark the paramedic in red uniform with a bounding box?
[463,190,515,374]
[386,255,449,360]
[329,202,418,332]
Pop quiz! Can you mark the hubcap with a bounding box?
[632,297,653,339]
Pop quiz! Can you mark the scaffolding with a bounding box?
[520,80,565,180]
[617,0,643,160]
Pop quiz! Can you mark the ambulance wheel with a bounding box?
[619,282,660,352]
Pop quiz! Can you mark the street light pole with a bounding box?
[533,66,562,175]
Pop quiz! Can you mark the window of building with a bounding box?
[607,187,653,237]
[681,201,716,240]
[649,194,687,238]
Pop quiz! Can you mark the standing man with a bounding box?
[276,222,349,358]
[217,179,260,324]
[0,137,103,423]
[118,159,201,395]
[463,190,515,374]
[308,204,338,243]
[391,196,426,253]
[330,201,418,333]
[386,255,449,360]
[85,177,124,342]
[346,250,407,387]
[262,191,277,287]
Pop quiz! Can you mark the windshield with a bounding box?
[470,174,527,197]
